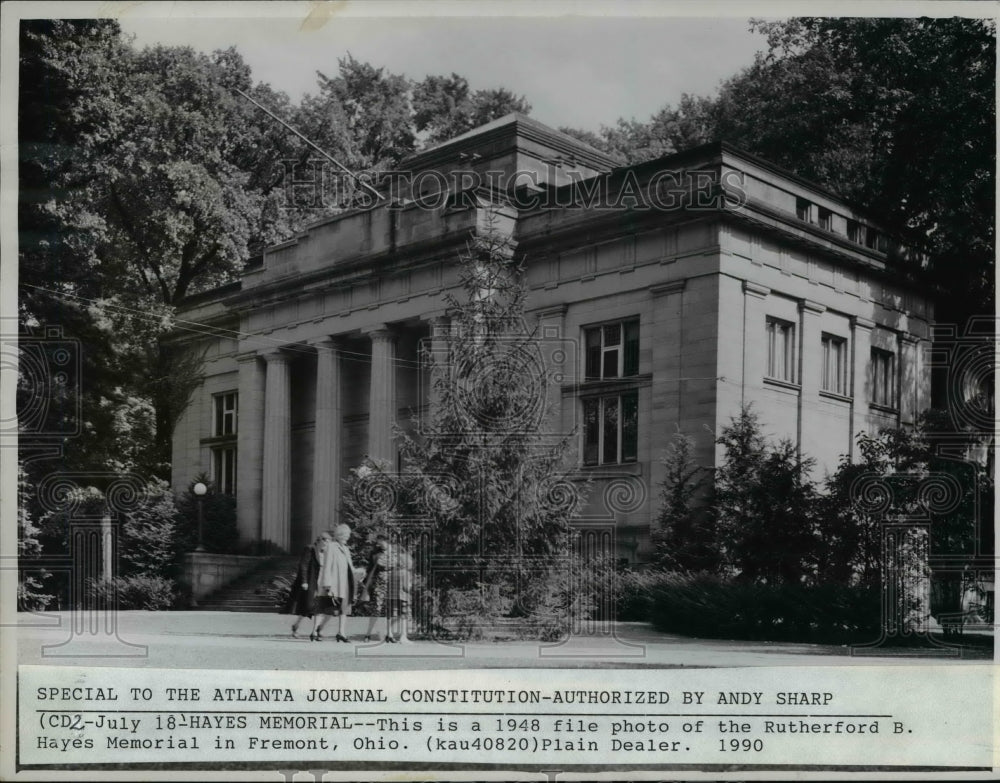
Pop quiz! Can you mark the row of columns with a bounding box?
[236,326,396,550]
[235,319,449,550]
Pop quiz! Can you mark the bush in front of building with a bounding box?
[649,406,991,640]
[175,476,239,554]
[86,575,177,610]
[652,433,717,573]
[642,571,881,644]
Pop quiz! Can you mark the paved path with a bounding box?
[16,612,989,670]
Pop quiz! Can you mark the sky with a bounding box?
[117,3,770,132]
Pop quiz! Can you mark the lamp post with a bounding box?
[193,482,207,552]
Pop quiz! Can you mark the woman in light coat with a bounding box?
[313,524,356,642]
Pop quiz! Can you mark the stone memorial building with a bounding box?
[169,113,933,567]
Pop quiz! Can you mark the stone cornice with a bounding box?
[651,280,686,297]
[742,281,770,299]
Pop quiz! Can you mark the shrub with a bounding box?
[175,477,239,554]
[640,571,880,644]
[86,575,177,610]
[118,479,181,579]
[257,575,292,609]
[617,568,668,621]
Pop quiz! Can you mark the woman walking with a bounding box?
[314,524,357,642]
[282,533,324,638]
[360,534,413,643]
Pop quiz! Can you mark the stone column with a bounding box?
[535,305,568,437]
[236,352,265,546]
[367,326,397,466]
[850,317,874,460]
[425,315,450,430]
[261,350,291,551]
[798,300,826,462]
[311,338,342,538]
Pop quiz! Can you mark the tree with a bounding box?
[718,18,995,317]
[560,18,995,318]
[347,212,587,636]
[713,406,821,584]
[652,432,717,573]
[306,55,415,171]
[19,25,299,475]
[17,461,53,610]
[413,75,532,145]
[819,414,989,592]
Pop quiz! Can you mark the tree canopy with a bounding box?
[563,17,995,318]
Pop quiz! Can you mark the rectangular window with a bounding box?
[871,348,896,408]
[821,334,848,395]
[212,446,237,496]
[817,207,833,231]
[584,319,640,379]
[847,219,862,244]
[766,318,796,383]
[795,197,812,222]
[213,392,238,437]
[582,390,639,466]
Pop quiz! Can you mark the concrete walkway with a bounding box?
[15,612,990,670]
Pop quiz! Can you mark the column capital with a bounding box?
[419,309,450,325]
[742,280,769,299]
[899,332,921,346]
[363,324,395,342]
[851,315,876,331]
[799,299,826,315]
[309,336,343,351]
[262,349,290,364]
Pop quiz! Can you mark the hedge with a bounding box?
[621,571,881,645]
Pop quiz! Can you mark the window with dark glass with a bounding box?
[817,207,833,231]
[795,197,812,223]
[212,392,238,495]
[584,319,640,379]
[212,447,237,496]
[766,318,796,383]
[870,348,896,408]
[821,334,848,396]
[214,392,238,437]
[582,390,639,466]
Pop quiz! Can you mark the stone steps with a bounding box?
[197,556,299,613]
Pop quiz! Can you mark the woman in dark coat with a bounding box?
[282,534,324,637]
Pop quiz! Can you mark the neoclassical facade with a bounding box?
[169,114,933,562]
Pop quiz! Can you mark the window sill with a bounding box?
[763,376,801,393]
[200,435,237,446]
[819,389,852,404]
[869,402,899,415]
[577,462,642,476]
[570,374,652,396]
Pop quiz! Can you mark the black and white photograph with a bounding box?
[2,1,996,778]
